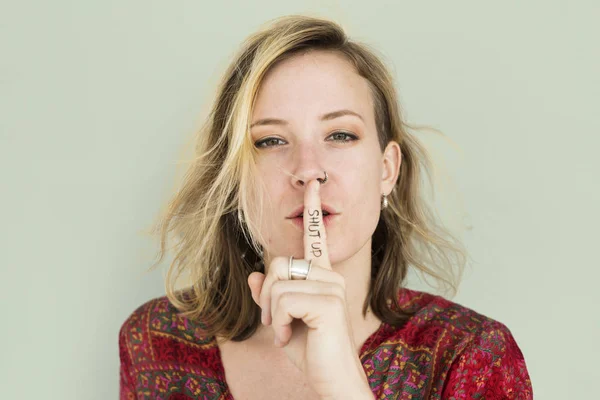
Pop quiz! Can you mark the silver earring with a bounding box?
[381,193,388,209]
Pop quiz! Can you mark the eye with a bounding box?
[327,131,358,143]
[254,131,358,149]
[254,137,286,148]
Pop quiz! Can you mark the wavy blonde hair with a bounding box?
[147,14,469,342]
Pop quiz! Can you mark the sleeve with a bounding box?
[119,320,137,400]
[442,324,533,399]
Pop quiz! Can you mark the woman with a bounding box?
[119,15,532,399]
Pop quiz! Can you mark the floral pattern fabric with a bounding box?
[119,288,532,399]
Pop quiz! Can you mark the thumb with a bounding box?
[247,272,266,306]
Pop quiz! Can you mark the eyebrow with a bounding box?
[250,109,363,129]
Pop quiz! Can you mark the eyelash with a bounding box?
[254,131,358,149]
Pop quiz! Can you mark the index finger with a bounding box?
[303,179,331,270]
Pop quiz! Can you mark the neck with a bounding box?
[329,237,382,352]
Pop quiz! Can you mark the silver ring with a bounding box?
[288,256,313,280]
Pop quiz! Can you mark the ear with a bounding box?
[381,140,402,195]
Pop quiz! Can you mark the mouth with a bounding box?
[292,210,331,218]
[286,203,339,230]
[286,204,338,219]
[290,212,337,229]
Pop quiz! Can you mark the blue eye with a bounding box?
[254,131,358,149]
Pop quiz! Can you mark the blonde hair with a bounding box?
[147,14,468,341]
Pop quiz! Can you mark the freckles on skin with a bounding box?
[252,178,300,259]
[251,51,376,136]
[252,149,383,263]
[248,50,386,262]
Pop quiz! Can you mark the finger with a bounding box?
[270,280,346,331]
[272,292,345,346]
[260,258,345,326]
[247,272,265,306]
[304,179,331,269]
[258,256,288,325]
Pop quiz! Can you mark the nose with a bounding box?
[289,138,329,189]
[292,170,328,188]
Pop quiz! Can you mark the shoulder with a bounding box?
[398,288,531,366]
[118,294,226,396]
[118,292,217,360]
[364,288,533,398]
[119,292,212,340]
[395,287,516,342]
[119,296,220,368]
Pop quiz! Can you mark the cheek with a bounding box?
[345,188,381,232]
[249,174,288,249]
[327,192,380,264]
[327,169,381,259]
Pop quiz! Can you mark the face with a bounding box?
[249,50,399,265]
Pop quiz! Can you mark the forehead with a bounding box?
[252,50,374,121]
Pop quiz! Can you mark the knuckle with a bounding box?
[272,256,290,279]
[273,255,288,265]
[331,285,345,300]
[278,291,294,307]
[270,256,285,272]
[325,294,344,309]
[271,280,285,297]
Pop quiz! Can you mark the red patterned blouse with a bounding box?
[119,288,533,399]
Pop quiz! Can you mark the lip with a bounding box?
[290,213,337,230]
[286,203,338,219]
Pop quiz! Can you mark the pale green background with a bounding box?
[1,1,598,398]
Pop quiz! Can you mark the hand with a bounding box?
[248,179,374,399]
